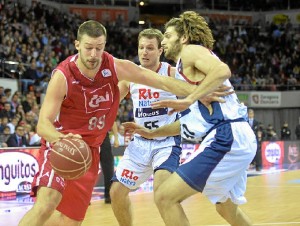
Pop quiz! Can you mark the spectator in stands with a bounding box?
[23,123,33,145]
[28,103,40,125]
[4,88,12,101]
[10,93,20,113]
[15,104,26,122]
[0,125,10,147]
[248,109,261,171]
[0,86,4,96]
[6,125,28,147]
[266,124,278,141]
[24,111,36,128]
[0,95,8,110]
[255,130,264,171]
[0,117,9,133]
[7,116,18,134]
[21,60,39,93]
[0,101,14,121]
[21,92,34,113]
[281,121,291,140]
[247,109,259,133]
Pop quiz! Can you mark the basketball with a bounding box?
[50,137,92,180]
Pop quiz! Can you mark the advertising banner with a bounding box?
[2,141,298,198]
[261,141,285,167]
[283,141,300,170]
[261,140,300,168]
[250,92,281,107]
[0,148,40,198]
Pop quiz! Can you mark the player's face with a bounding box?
[162,26,182,62]
[75,34,106,70]
[138,37,162,70]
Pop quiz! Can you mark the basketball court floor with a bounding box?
[1,165,300,226]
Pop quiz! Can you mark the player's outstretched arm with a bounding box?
[122,121,180,139]
[115,59,196,97]
[151,85,233,115]
[118,80,130,101]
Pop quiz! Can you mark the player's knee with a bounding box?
[154,188,170,209]
[110,182,129,201]
[32,201,56,218]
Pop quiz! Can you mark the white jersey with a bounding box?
[130,62,178,140]
[175,58,248,141]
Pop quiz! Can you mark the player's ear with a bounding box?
[74,40,80,50]
[181,34,189,44]
[158,47,163,56]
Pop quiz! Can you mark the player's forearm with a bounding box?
[151,120,181,137]
[112,122,119,138]
[187,64,231,103]
[37,118,63,143]
[158,76,196,97]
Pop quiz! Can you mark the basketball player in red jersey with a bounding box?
[18,20,205,226]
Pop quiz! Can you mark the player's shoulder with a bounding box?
[183,45,210,54]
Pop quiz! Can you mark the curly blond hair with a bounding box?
[165,11,215,50]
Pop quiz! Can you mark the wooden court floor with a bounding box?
[2,169,300,226]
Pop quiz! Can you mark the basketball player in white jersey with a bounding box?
[109,28,182,226]
[123,11,257,226]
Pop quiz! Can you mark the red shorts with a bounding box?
[31,143,100,221]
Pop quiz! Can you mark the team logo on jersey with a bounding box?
[119,169,139,187]
[101,69,112,77]
[139,88,160,99]
[84,84,113,113]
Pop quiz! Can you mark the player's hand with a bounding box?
[134,128,156,139]
[151,99,193,115]
[200,85,234,105]
[51,133,82,145]
[122,122,156,139]
[61,133,82,139]
[122,122,144,134]
[113,138,120,148]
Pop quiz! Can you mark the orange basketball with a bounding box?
[50,137,92,180]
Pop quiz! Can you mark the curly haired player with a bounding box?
[124,11,257,226]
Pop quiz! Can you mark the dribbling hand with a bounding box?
[51,133,82,145]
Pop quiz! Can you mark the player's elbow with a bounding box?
[36,118,48,137]
[36,122,44,137]
[218,63,231,80]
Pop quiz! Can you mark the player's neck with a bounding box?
[145,62,161,73]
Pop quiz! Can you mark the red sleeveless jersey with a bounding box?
[52,52,120,147]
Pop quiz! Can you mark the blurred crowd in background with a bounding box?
[0,1,300,148]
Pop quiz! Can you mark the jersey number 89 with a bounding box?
[88,115,105,130]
